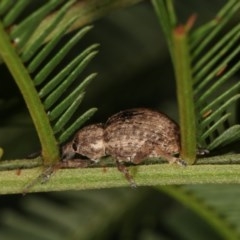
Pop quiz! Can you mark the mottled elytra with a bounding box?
[61,108,186,186]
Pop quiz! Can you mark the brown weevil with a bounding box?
[61,108,186,186]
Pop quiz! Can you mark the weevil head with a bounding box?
[61,141,77,161]
[61,123,105,162]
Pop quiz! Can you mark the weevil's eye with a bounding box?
[72,142,77,151]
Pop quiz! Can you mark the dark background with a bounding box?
[0,1,239,239]
[0,0,227,159]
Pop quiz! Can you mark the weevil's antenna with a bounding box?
[116,161,137,188]
[22,165,57,195]
[22,159,93,194]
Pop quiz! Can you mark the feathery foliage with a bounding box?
[0,0,98,164]
[1,186,240,239]
[152,0,240,163]
[0,0,239,191]
[0,1,240,239]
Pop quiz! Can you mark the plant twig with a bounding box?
[0,22,59,165]
[173,25,196,164]
[2,163,240,194]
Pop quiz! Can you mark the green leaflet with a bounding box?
[0,0,98,164]
[152,0,240,159]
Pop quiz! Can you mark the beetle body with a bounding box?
[104,108,180,164]
[62,124,105,162]
[61,108,184,186]
[62,108,181,163]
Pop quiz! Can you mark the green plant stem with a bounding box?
[1,154,240,171]
[173,26,196,164]
[159,186,240,240]
[1,164,240,195]
[0,22,59,165]
[0,158,42,170]
[151,0,174,57]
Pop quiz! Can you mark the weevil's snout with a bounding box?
[61,142,76,161]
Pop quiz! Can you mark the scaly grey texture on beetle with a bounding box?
[62,108,182,165]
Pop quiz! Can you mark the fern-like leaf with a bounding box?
[0,0,98,164]
[1,186,240,239]
[192,1,240,150]
[152,0,240,162]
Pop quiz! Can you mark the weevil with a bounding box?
[61,108,187,186]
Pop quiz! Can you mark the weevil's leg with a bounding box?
[197,148,209,156]
[22,165,55,194]
[131,141,154,164]
[39,165,58,184]
[153,146,186,166]
[168,156,186,166]
[39,159,94,183]
[59,159,93,168]
[132,141,186,166]
[116,160,137,188]
[22,159,93,194]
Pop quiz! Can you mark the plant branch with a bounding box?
[173,25,196,164]
[2,163,240,194]
[0,22,59,165]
